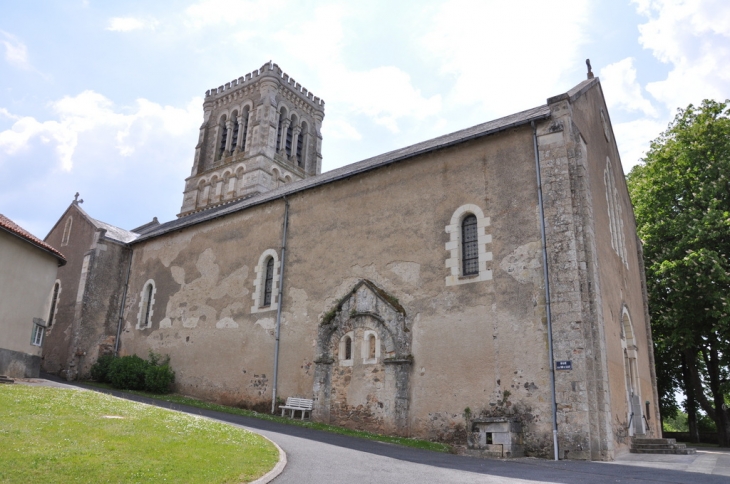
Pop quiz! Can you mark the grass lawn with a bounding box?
[0,385,279,484]
[84,382,452,453]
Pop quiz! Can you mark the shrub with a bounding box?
[90,354,116,383]
[108,355,148,391]
[145,364,175,393]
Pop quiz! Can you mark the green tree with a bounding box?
[628,100,730,446]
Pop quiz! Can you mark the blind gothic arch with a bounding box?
[251,249,280,313]
[444,204,493,286]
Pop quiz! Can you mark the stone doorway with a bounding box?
[313,280,412,435]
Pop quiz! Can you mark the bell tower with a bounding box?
[178,61,325,217]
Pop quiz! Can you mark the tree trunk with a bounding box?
[706,345,730,447]
[682,350,700,443]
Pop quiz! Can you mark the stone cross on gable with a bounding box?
[73,192,84,205]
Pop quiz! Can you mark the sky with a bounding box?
[1,0,729,238]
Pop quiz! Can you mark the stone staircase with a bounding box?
[630,437,696,454]
[0,375,14,384]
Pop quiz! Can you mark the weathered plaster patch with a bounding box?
[500,241,543,286]
[161,249,249,329]
[142,231,196,267]
[255,317,275,331]
[387,261,421,285]
[216,317,239,329]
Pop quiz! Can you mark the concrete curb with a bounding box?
[249,435,287,483]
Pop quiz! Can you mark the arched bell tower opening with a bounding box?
[179,61,325,217]
[313,280,412,435]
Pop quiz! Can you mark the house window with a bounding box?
[136,280,156,329]
[263,257,274,306]
[445,204,493,286]
[462,214,479,275]
[61,217,73,246]
[48,281,60,327]
[30,320,45,346]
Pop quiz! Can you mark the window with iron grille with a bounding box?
[462,214,479,275]
[48,282,60,327]
[263,258,274,306]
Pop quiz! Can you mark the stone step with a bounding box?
[633,438,677,445]
[632,443,687,450]
[630,447,696,455]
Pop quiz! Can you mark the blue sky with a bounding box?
[1,0,729,238]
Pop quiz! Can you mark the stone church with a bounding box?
[42,61,659,460]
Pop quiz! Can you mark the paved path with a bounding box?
[17,377,730,483]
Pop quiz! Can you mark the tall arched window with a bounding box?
[218,116,228,159]
[285,115,296,157]
[263,257,275,306]
[296,122,306,167]
[61,217,73,246]
[276,107,287,152]
[345,336,352,360]
[230,111,239,151]
[368,334,376,359]
[137,280,156,329]
[48,281,60,327]
[241,106,250,151]
[462,214,479,275]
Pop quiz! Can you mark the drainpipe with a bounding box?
[271,198,290,413]
[114,247,134,356]
[532,121,559,461]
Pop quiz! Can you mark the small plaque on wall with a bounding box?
[555,360,572,371]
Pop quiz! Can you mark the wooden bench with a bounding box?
[280,397,313,420]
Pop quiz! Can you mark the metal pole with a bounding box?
[114,247,134,356]
[271,198,290,413]
[532,121,560,461]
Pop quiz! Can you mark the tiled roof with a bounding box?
[0,213,66,265]
[134,103,552,243]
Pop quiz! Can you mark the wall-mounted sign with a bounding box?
[555,360,572,371]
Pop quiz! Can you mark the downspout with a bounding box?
[271,198,290,413]
[532,121,560,461]
[114,247,134,356]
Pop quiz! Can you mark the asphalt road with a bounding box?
[37,375,728,483]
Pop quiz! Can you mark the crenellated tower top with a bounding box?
[178,61,325,217]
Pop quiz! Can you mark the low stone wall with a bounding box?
[663,431,718,445]
[0,347,41,378]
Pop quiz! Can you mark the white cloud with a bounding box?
[600,57,658,117]
[613,118,667,173]
[633,0,730,110]
[1,30,30,69]
[322,118,361,141]
[0,92,200,171]
[273,5,440,133]
[421,0,590,116]
[184,0,284,28]
[107,17,159,32]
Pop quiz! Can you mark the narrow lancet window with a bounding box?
[143,284,153,327]
[263,257,274,306]
[241,107,250,151]
[369,334,376,359]
[296,129,304,167]
[48,282,60,327]
[218,119,228,159]
[285,123,293,157]
[345,336,352,360]
[462,214,478,275]
[231,116,239,151]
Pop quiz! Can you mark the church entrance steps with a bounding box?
[630,437,696,454]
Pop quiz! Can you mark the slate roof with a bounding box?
[92,218,140,244]
[133,103,552,244]
[0,213,66,265]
